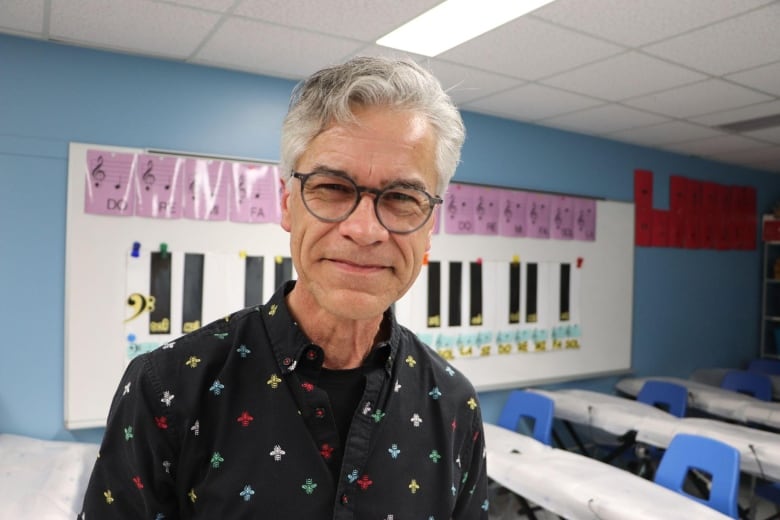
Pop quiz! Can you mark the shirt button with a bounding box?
[282,357,292,366]
[306,349,317,360]
[315,408,325,418]
[341,494,349,505]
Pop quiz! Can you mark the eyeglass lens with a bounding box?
[299,172,435,233]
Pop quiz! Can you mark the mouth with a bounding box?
[326,257,390,273]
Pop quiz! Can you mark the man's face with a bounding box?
[281,105,439,321]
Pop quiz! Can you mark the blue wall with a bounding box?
[2,35,779,444]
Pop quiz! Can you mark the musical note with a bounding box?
[91,155,106,187]
[142,160,155,191]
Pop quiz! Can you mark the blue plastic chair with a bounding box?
[721,369,773,401]
[495,390,559,519]
[748,358,780,376]
[637,380,688,417]
[654,433,740,518]
[497,390,554,445]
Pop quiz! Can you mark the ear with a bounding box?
[425,213,435,252]
[280,178,292,232]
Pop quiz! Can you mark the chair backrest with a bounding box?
[748,358,780,376]
[721,369,773,401]
[497,390,554,445]
[654,433,740,518]
[637,380,688,417]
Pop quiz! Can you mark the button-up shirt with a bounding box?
[80,282,489,519]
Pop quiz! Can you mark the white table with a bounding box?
[617,376,780,430]
[543,386,780,481]
[484,423,732,520]
[530,388,680,438]
[691,368,780,400]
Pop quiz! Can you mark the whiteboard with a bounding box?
[64,142,634,429]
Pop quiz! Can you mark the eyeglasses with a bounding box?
[292,171,442,234]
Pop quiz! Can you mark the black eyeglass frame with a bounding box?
[292,171,443,234]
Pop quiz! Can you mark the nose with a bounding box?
[338,193,388,244]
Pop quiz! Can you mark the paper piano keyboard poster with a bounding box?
[65,142,633,427]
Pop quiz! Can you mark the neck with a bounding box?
[286,288,388,370]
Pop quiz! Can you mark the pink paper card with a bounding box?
[183,158,228,221]
[498,190,528,237]
[134,154,184,219]
[550,196,574,240]
[444,183,477,234]
[473,186,500,235]
[573,198,596,241]
[229,163,281,223]
[526,193,551,238]
[85,149,137,216]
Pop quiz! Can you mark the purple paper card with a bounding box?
[134,154,184,219]
[183,158,228,221]
[498,190,528,237]
[229,163,281,223]
[85,149,137,216]
[444,183,477,234]
[550,196,575,240]
[527,193,552,238]
[573,198,597,241]
[473,187,500,235]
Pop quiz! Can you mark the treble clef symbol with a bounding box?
[142,160,155,191]
[476,197,485,220]
[555,209,562,229]
[91,155,105,187]
[504,201,512,222]
[238,174,247,202]
[448,196,457,218]
[577,210,585,230]
[530,203,538,224]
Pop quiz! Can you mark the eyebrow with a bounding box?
[306,164,431,193]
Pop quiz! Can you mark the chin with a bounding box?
[321,288,394,321]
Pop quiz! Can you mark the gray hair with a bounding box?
[280,56,465,195]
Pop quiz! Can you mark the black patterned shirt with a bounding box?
[80,282,489,519]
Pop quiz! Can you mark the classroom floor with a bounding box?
[488,479,780,519]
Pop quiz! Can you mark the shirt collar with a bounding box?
[261,280,399,375]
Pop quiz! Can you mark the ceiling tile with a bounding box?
[438,16,623,81]
[662,134,769,156]
[0,0,45,35]
[643,2,780,75]
[531,0,774,47]
[726,62,780,97]
[625,79,774,118]
[605,121,724,147]
[422,60,525,105]
[193,17,364,79]
[541,52,705,101]
[692,100,780,127]
[168,0,236,11]
[709,144,780,164]
[746,127,780,145]
[462,83,604,122]
[50,0,220,58]
[539,104,669,135]
[233,0,441,41]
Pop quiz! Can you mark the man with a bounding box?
[80,56,488,519]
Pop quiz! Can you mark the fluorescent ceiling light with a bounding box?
[376,0,556,57]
